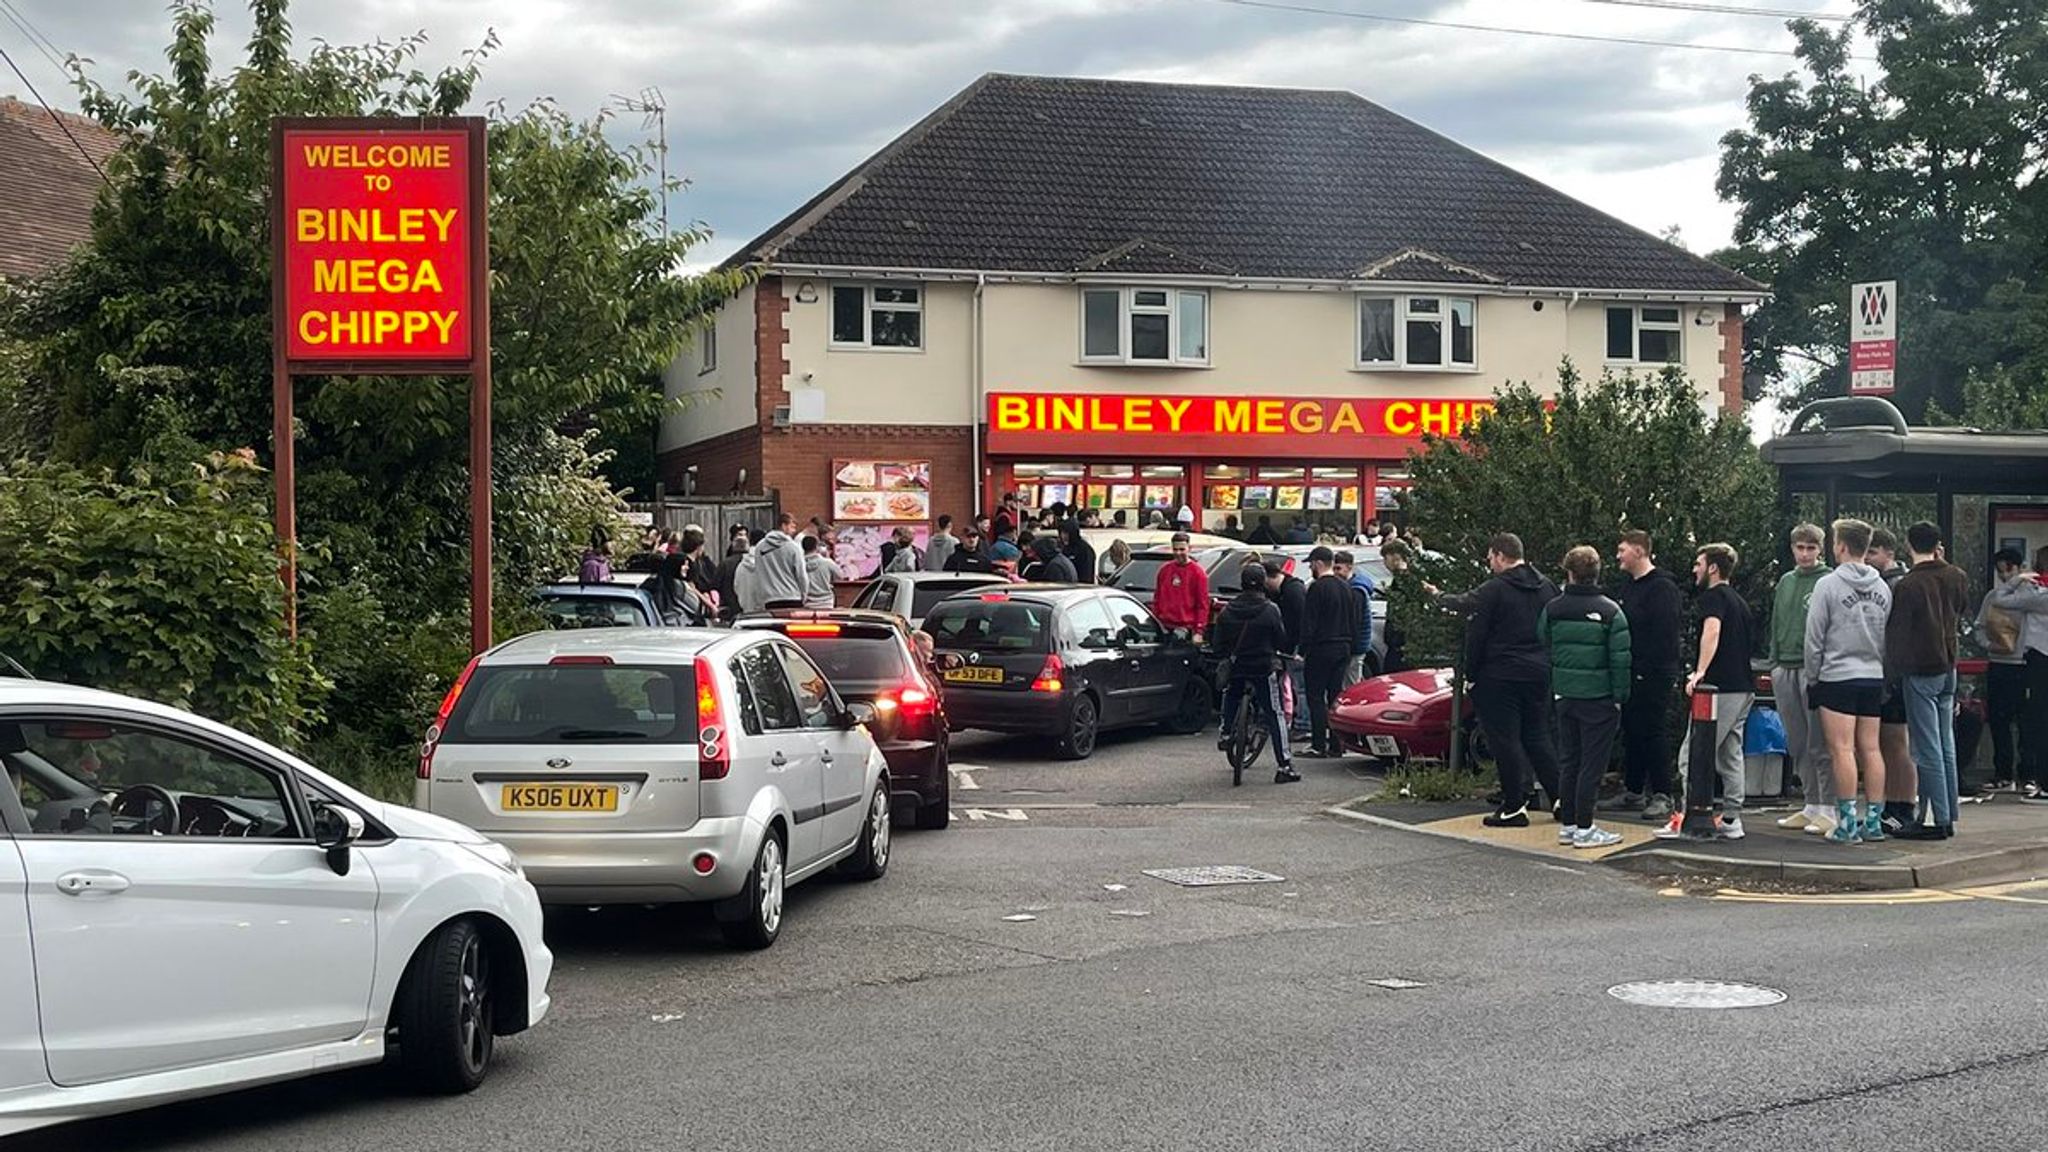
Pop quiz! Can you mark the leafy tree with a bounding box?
[1715,0,2048,417]
[1399,363,1780,665]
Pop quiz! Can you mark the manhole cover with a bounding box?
[1141,865,1286,887]
[1607,980,1786,1009]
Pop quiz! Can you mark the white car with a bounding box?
[0,680,552,1138]
[418,627,893,949]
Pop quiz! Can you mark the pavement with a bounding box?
[19,732,2048,1152]
[1349,786,2048,891]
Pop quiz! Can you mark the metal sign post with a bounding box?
[271,116,493,653]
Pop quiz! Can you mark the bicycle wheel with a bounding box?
[1228,697,1254,785]
[1244,705,1269,769]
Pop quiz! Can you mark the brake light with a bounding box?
[549,654,614,665]
[785,623,843,635]
[1030,654,1064,693]
[895,685,935,717]
[694,655,729,781]
[419,654,482,780]
[978,592,1009,601]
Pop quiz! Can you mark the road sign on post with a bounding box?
[272,117,493,653]
[1849,279,1897,396]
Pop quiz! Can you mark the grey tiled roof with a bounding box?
[738,74,1764,295]
[0,97,122,281]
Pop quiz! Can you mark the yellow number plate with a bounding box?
[943,665,1006,684]
[501,783,619,812]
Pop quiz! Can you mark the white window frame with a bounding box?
[1605,304,1684,365]
[1078,287,1210,367]
[697,321,717,375]
[1355,294,1477,371]
[829,283,924,352]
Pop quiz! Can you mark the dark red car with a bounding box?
[738,609,953,830]
[1328,667,1474,762]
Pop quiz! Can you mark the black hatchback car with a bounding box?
[738,609,953,830]
[919,585,1213,760]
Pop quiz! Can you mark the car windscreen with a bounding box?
[909,580,1001,618]
[782,630,911,685]
[444,664,692,742]
[536,592,649,629]
[920,599,1053,652]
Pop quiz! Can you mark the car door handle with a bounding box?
[771,751,787,767]
[55,870,130,897]
[820,751,834,764]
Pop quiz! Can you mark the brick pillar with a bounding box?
[755,275,791,431]
[1718,303,1745,416]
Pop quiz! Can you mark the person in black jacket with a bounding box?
[1300,546,1362,758]
[1024,534,1078,583]
[1264,560,1311,739]
[714,525,751,624]
[1606,529,1684,820]
[1058,521,1098,586]
[945,525,993,573]
[1439,532,1563,826]
[1213,566,1298,782]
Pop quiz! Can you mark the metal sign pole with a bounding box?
[468,118,493,655]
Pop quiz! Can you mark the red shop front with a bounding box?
[982,391,1494,535]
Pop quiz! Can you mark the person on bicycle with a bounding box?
[1214,565,1300,783]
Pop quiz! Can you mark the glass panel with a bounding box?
[1090,463,1137,479]
[1406,297,1441,314]
[1406,316,1443,365]
[1204,464,1251,480]
[775,646,836,729]
[1450,298,1475,364]
[870,308,921,348]
[1013,463,1057,478]
[1638,327,1681,363]
[1259,467,1305,481]
[1359,298,1395,362]
[739,644,802,731]
[1177,292,1207,360]
[1132,289,1170,308]
[1063,598,1117,647]
[12,720,298,838]
[1311,467,1358,481]
[1140,465,1185,479]
[1641,306,1681,325]
[921,600,1053,653]
[831,286,866,344]
[1606,307,1635,359]
[452,665,691,743]
[872,285,920,306]
[1130,312,1170,360]
[1082,289,1121,357]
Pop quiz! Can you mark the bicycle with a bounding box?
[1225,690,1270,786]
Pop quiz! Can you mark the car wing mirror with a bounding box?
[845,701,878,729]
[313,803,365,876]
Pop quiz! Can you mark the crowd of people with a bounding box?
[1431,519,2047,847]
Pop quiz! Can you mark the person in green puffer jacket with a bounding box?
[1540,546,1633,848]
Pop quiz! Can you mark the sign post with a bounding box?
[272,117,493,653]
[1849,279,1897,397]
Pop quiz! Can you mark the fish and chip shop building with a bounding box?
[660,73,1764,541]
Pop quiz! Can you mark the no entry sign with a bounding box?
[276,122,484,369]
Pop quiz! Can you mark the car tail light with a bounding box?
[549,654,614,665]
[895,685,935,716]
[418,654,482,780]
[785,623,842,635]
[1030,654,1064,693]
[694,655,730,780]
[978,592,1009,601]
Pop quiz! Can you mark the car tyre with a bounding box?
[393,918,495,1094]
[1054,692,1100,760]
[839,782,892,880]
[916,765,951,830]
[1165,677,1215,735]
[720,831,786,950]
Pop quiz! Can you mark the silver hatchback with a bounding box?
[417,628,892,949]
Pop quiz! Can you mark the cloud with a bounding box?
[6,0,1851,264]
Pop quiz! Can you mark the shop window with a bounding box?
[831,283,923,350]
[1605,305,1682,364]
[1357,295,1476,370]
[1080,287,1210,367]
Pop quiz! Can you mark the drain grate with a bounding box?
[1142,865,1286,887]
[1607,980,1786,1010]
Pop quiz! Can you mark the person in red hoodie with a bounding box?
[1153,532,1212,643]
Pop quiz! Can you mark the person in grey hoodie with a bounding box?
[923,515,960,573]
[1803,518,1893,844]
[740,512,808,612]
[800,535,838,609]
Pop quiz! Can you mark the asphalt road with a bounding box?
[25,726,2048,1152]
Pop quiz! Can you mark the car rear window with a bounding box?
[536,593,648,629]
[1109,556,1169,593]
[910,580,999,619]
[921,599,1052,652]
[781,628,910,683]
[444,664,692,742]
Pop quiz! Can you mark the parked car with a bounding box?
[849,571,1010,629]
[1107,546,1268,610]
[534,575,662,629]
[1080,528,1237,580]
[1327,666,1478,762]
[417,627,892,949]
[737,609,953,830]
[919,585,1212,759]
[0,679,551,1137]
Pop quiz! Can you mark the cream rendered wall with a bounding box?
[782,279,974,425]
[660,282,758,453]
[1562,299,1729,411]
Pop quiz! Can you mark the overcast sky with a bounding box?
[6,0,1866,282]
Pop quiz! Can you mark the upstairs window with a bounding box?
[1358,295,1475,369]
[697,322,717,375]
[1606,305,1682,364]
[1080,288,1209,366]
[830,284,923,350]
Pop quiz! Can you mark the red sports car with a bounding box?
[1328,667,1474,762]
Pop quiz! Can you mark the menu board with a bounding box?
[1339,486,1361,510]
[1084,485,1111,510]
[1242,485,1274,510]
[1207,485,1241,510]
[1143,485,1176,510]
[1110,484,1140,509]
[834,525,932,578]
[1276,486,1305,511]
[1040,482,1076,509]
[1013,483,1038,509]
[833,459,931,523]
[1307,486,1339,510]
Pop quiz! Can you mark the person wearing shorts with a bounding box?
[1803,519,1895,843]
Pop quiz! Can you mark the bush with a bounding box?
[0,454,324,745]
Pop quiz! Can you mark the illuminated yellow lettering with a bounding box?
[1288,401,1322,434]
[1216,400,1252,434]
[1124,397,1152,433]
[1330,402,1364,435]
[1255,400,1284,435]
[1159,398,1192,432]
[996,395,1030,431]
[1384,401,1418,436]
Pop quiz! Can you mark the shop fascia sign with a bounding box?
[986,391,1495,450]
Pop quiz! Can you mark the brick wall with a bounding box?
[754,274,790,430]
[1718,303,1745,416]
[761,424,976,525]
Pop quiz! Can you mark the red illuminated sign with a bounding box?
[985,391,1496,457]
[278,126,478,366]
